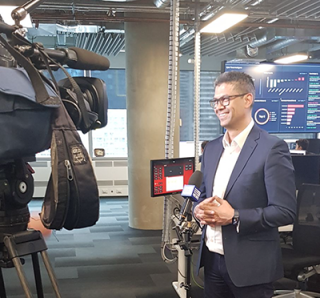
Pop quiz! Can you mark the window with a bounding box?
[180,70,221,142]
[90,69,127,157]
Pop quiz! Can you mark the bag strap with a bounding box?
[36,47,93,133]
[0,34,60,106]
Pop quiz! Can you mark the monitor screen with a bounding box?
[291,155,320,191]
[150,157,195,197]
[224,61,320,133]
[290,149,306,155]
[307,139,320,154]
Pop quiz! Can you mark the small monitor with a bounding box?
[150,157,195,197]
[290,149,306,155]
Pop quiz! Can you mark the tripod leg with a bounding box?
[0,268,7,298]
[11,257,33,298]
[40,251,61,298]
[31,253,44,298]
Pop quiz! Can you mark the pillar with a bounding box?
[125,19,179,229]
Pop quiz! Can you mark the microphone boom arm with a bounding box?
[11,0,45,26]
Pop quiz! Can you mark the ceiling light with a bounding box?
[267,18,279,24]
[274,54,308,64]
[0,6,33,27]
[200,12,248,34]
[255,64,275,72]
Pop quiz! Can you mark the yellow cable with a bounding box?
[191,254,204,289]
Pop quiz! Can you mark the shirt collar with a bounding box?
[222,119,254,149]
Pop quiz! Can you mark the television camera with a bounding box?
[0,1,110,296]
[0,0,109,226]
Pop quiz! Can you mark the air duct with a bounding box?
[154,0,170,8]
[267,38,303,54]
[246,45,258,57]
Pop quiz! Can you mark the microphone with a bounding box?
[30,47,111,71]
[179,170,203,223]
[66,47,110,71]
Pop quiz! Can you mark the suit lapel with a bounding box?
[224,125,260,199]
[207,140,224,197]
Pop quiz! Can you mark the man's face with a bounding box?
[214,83,253,133]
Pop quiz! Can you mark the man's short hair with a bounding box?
[201,140,209,150]
[296,139,309,150]
[214,71,255,99]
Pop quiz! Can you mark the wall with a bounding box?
[31,159,128,198]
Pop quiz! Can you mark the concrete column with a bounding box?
[125,20,179,229]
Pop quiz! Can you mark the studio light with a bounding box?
[274,54,308,64]
[200,11,248,34]
[0,6,33,27]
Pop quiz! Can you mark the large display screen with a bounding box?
[150,157,195,197]
[224,62,320,133]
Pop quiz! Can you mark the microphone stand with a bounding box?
[173,212,194,298]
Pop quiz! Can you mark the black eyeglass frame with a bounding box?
[209,93,248,109]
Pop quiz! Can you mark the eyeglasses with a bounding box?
[209,93,247,109]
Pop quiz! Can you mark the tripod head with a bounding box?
[0,158,34,239]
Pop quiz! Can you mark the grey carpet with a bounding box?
[0,198,204,298]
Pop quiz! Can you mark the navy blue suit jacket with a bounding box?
[196,124,296,287]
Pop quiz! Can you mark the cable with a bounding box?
[191,254,204,289]
[173,206,180,219]
[161,243,178,264]
[177,268,186,279]
[162,0,180,249]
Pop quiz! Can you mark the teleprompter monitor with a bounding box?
[150,157,195,197]
[223,61,320,133]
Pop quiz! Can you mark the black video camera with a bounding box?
[0,33,109,134]
[0,8,109,226]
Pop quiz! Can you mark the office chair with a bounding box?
[274,183,320,298]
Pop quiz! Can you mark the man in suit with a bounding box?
[194,71,297,298]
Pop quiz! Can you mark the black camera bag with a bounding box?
[40,87,100,230]
[0,35,60,161]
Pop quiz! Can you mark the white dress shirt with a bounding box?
[205,119,254,255]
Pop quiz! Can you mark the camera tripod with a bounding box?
[0,159,61,298]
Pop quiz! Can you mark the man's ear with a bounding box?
[245,93,254,108]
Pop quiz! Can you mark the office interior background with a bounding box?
[9,0,320,198]
[2,0,320,297]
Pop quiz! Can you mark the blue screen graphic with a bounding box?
[225,62,320,133]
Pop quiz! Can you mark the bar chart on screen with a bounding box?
[280,103,305,127]
[264,74,308,99]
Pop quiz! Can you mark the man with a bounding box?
[194,71,297,298]
[199,140,209,163]
[295,139,309,151]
